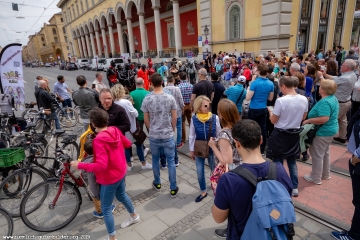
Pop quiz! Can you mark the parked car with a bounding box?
[45,63,52,68]
[59,62,65,70]
[85,60,93,70]
[65,62,78,71]
[96,58,106,71]
[75,59,89,69]
[31,62,38,68]
[103,58,125,72]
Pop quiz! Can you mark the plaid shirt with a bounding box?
[178,80,193,104]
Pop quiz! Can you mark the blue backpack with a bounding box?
[231,162,296,240]
[225,71,232,81]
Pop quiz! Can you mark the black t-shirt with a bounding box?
[192,79,214,100]
[211,81,225,114]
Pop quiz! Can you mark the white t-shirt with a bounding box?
[273,94,308,129]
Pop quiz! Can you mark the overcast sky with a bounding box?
[0,0,61,48]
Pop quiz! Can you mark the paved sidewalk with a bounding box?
[11,144,339,240]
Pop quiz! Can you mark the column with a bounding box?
[153,6,163,55]
[95,30,102,57]
[89,32,97,57]
[101,27,108,58]
[172,0,182,56]
[80,35,87,57]
[85,34,91,58]
[138,12,148,53]
[77,38,84,58]
[108,25,116,55]
[116,21,125,54]
[126,18,135,54]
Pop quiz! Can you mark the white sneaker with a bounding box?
[121,214,140,228]
[127,163,133,172]
[141,162,152,170]
[144,148,150,157]
[130,157,134,162]
[292,189,298,197]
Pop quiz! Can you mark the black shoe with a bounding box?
[152,182,161,191]
[301,154,309,161]
[333,137,346,144]
[170,186,179,198]
[214,228,227,238]
[195,193,208,202]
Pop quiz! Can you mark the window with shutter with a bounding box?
[229,6,240,40]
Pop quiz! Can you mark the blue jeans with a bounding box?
[160,140,179,167]
[100,177,135,236]
[176,117,182,145]
[273,158,298,189]
[125,142,145,163]
[248,108,267,153]
[195,152,215,192]
[62,98,73,117]
[51,112,61,130]
[149,137,177,190]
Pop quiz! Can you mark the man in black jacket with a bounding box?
[34,80,61,129]
[336,46,343,72]
[98,88,130,135]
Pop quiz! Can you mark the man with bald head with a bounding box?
[190,68,214,107]
[130,78,149,131]
[34,80,61,129]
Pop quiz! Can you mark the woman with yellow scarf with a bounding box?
[189,95,221,202]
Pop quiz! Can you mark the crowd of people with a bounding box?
[32,46,360,240]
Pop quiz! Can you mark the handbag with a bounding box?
[210,163,227,196]
[130,123,147,144]
[194,115,214,158]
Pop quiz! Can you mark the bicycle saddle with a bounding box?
[26,123,37,128]
[54,129,65,135]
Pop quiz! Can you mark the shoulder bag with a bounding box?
[194,115,214,158]
[130,122,147,144]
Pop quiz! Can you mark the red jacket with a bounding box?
[137,68,149,90]
[243,68,252,81]
[78,126,132,185]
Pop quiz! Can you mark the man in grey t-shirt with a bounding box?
[141,73,179,197]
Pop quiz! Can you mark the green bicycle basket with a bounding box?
[0,148,25,167]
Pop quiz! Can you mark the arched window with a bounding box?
[85,0,89,10]
[76,4,80,16]
[52,28,57,35]
[229,5,240,39]
[80,1,84,13]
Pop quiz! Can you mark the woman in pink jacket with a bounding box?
[71,107,140,240]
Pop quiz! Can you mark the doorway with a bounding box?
[123,32,129,54]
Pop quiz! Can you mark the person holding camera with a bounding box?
[273,60,287,77]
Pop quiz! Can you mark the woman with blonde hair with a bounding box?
[302,79,339,184]
[189,95,221,202]
[110,84,152,171]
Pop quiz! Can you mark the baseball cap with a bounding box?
[237,76,246,83]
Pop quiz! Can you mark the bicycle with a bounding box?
[54,98,79,128]
[0,126,80,217]
[20,153,89,232]
[0,206,13,239]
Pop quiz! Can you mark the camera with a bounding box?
[280,71,285,76]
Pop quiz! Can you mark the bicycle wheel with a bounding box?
[0,207,13,239]
[62,142,80,160]
[22,109,43,130]
[20,179,82,232]
[0,168,47,217]
[57,108,79,128]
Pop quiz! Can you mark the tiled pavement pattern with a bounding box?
[10,138,340,240]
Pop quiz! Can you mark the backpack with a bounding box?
[231,162,296,240]
[188,68,196,80]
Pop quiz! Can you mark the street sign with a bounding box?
[198,36,202,48]
[12,3,18,11]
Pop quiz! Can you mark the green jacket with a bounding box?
[130,88,148,121]
[299,124,315,153]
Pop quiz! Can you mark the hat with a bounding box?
[237,76,246,83]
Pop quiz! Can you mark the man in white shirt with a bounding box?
[267,76,308,197]
[92,72,107,92]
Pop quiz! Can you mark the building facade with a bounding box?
[38,13,70,63]
[289,0,358,53]
[57,0,295,60]
[22,45,29,62]
[27,34,43,62]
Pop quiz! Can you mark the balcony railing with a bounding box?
[143,50,158,58]
[132,52,143,59]
[159,50,176,58]
[178,48,199,58]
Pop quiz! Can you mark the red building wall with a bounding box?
[146,22,156,50]
[180,10,198,47]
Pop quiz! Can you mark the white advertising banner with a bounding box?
[0,43,25,110]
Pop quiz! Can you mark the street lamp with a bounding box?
[204,25,209,53]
